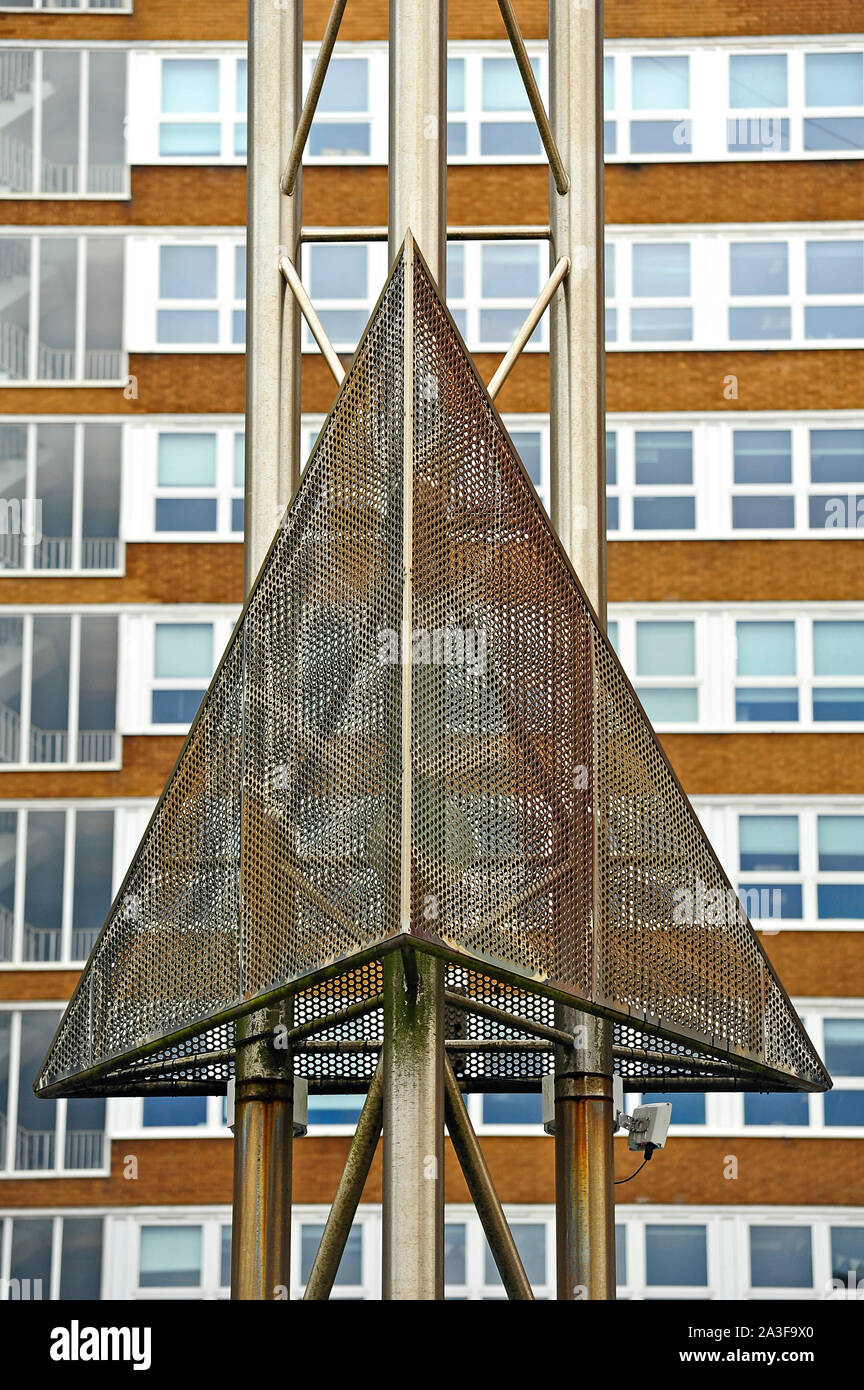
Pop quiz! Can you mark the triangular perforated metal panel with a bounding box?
[36,243,829,1099]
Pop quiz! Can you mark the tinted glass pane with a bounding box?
[727,116,788,153]
[730,54,787,108]
[732,496,795,528]
[160,246,217,300]
[733,430,792,484]
[447,59,465,112]
[482,1093,542,1125]
[634,431,692,484]
[636,621,695,675]
[445,1224,466,1284]
[480,124,542,157]
[318,58,368,112]
[485,1224,546,1286]
[308,245,366,299]
[151,690,205,724]
[736,688,799,722]
[818,816,864,870]
[730,243,788,295]
[806,241,864,295]
[615,1226,626,1282]
[154,623,212,678]
[155,498,219,532]
[813,687,864,720]
[306,1095,364,1126]
[744,1092,808,1126]
[17,1012,58,1169]
[737,621,795,676]
[481,245,539,300]
[308,124,370,158]
[158,434,217,487]
[10,1219,52,1291]
[636,688,698,722]
[831,1227,864,1283]
[159,124,220,157]
[804,117,864,151]
[481,56,540,112]
[739,815,799,871]
[813,621,864,675]
[606,432,617,484]
[645,1225,707,1286]
[447,122,467,157]
[139,1226,201,1287]
[633,497,695,529]
[509,431,542,486]
[750,1226,812,1288]
[162,60,219,114]
[156,310,219,344]
[810,429,864,483]
[729,307,791,340]
[631,308,692,341]
[220,1226,231,1287]
[632,56,689,110]
[300,1224,362,1285]
[805,53,863,107]
[818,885,864,918]
[315,310,367,344]
[142,1096,207,1126]
[738,883,802,919]
[806,307,864,340]
[632,244,690,297]
[824,1092,864,1125]
[630,120,690,154]
[641,1092,706,1124]
[604,57,615,109]
[606,496,619,531]
[446,245,465,300]
[809,494,864,529]
[59,1218,103,1300]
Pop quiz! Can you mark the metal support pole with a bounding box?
[304,1062,385,1300]
[381,0,447,1302]
[232,0,303,1302]
[443,1057,534,1301]
[548,0,616,1300]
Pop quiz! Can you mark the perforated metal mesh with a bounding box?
[36,244,828,1100]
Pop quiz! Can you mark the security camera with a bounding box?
[627,1102,671,1154]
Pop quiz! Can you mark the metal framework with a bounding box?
[35,0,829,1302]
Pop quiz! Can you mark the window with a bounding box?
[749,1225,813,1289]
[154,431,243,536]
[645,1224,708,1288]
[822,1019,864,1126]
[447,241,545,350]
[729,242,790,341]
[308,56,373,158]
[148,241,245,350]
[0,1215,103,1300]
[728,54,789,154]
[446,48,547,161]
[139,1225,202,1289]
[0,806,115,964]
[0,50,127,196]
[732,429,795,530]
[804,52,864,152]
[0,234,124,382]
[633,620,698,724]
[0,422,122,572]
[736,620,798,723]
[632,431,695,530]
[152,622,215,727]
[0,612,118,766]
[630,56,691,155]
[0,1009,106,1173]
[157,56,246,160]
[630,243,692,342]
[305,243,372,350]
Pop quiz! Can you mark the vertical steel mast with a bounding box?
[548,0,616,1300]
[232,0,302,1301]
[382,0,448,1303]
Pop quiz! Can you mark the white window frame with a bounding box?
[119,608,237,735]
[123,418,244,542]
[0,607,121,768]
[0,47,129,199]
[0,417,125,573]
[0,1211,108,1300]
[0,231,126,384]
[0,1004,109,1178]
[610,603,864,732]
[0,799,151,968]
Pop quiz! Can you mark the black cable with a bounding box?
[614,1143,655,1184]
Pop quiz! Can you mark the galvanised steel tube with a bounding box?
[548,0,616,1301]
[382,0,447,1302]
[232,0,303,1302]
[304,1062,385,1301]
[443,1057,534,1301]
